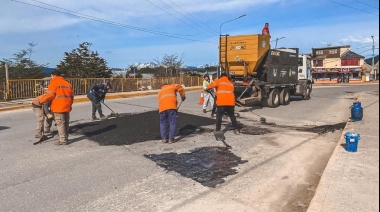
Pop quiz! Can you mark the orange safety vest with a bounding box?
[41,76,74,113]
[158,84,185,113]
[207,76,235,106]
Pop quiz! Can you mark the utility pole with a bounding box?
[219,14,246,78]
[371,36,375,81]
[5,63,9,101]
[275,37,285,49]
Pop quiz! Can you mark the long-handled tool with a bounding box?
[235,101,266,123]
[214,131,231,149]
[101,101,119,117]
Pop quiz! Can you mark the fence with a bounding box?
[2,76,202,100]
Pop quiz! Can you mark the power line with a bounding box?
[144,0,212,38]
[353,0,379,9]
[12,0,217,44]
[166,0,218,36]
[326,0,379,16]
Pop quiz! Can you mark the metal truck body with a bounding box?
[220,34,312,107]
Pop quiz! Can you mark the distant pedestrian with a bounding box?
[87,82,112,120]
[206,72,239,135]
[32,94,53,138]
[40,70,74,145]
[202,74,215,113]
[262,23,270,37]
[158,83,186,143]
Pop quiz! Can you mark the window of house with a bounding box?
[316,50,323,55]
[329,49,337,54]
[313,60,323,67]
[341,59,359,66]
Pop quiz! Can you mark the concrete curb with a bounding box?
[0,86,202,112]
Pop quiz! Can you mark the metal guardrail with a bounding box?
[2,77,202,101]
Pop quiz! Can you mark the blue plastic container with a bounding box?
[344,132,360,152]
[351,102,363,121]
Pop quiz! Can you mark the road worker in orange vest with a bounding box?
[40,70,74,145]
[206,71,240,135]
[158,83,186,143]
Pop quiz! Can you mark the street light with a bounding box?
[371,36,375,81]
[275,37,285,49]
[218,14,246,78]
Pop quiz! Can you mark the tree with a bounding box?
[154,54,184,77]
[0,43,46,81]
[57,42,111,78]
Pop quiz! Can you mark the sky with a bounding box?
[1,0,379,68]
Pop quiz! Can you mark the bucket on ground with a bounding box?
[344,132,360,152]
[351,102,363,121]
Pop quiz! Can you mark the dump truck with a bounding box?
[220,34,312,108]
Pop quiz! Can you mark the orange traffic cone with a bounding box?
[199,91,204,105]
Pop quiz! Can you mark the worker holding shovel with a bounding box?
[206,71,240,135]
[87,82,112,120]
[158,84,186,144]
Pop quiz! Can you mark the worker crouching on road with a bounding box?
[206,72,240,135]
[32,95,53,138]
[87,82,112,120]
[158,83,186,143]
[40,70,74,145]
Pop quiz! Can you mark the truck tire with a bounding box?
[268,88,280,108]
[302,84,312,100]
[279,88,290,105]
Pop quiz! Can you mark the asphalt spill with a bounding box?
[71,111,215,146]
[240,125,273,135]
[296,122,346,134]
[145,147,248,188]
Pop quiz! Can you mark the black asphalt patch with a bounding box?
[71,111,215,146]
[145,147,248,188]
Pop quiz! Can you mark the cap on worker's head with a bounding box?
[204,74,209,78]
[105,81,112,89]
[51,70,61,76]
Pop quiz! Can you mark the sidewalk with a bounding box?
[0,86,202,112]
[308,91,379,212]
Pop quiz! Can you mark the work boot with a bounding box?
[168,139,176,144]
[162,139,168,143]
[99,113,106,119]
[54,141,68,146]
[35,134,43,139]
[203,109,207,113]
[211,113,215,118]
[92,115,99,121]
[233,129,240,135]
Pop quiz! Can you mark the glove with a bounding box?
[89,90,93,94]
[181,96,186,101]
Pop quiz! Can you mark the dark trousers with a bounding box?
[88,92,103,116]
[160,109,177,139]
[216,106,238,131]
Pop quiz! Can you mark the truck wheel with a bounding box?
[302,84,312,100]
[279,88,290,105]
[268,89,280,108]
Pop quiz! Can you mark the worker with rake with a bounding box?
[87,82,112,120]
[158,83,186,144]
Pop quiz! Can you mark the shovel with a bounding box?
[101,101,119,117]
[214,131,231,149]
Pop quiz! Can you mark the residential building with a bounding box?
[311,45,365,83]
[363,55,379,80]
